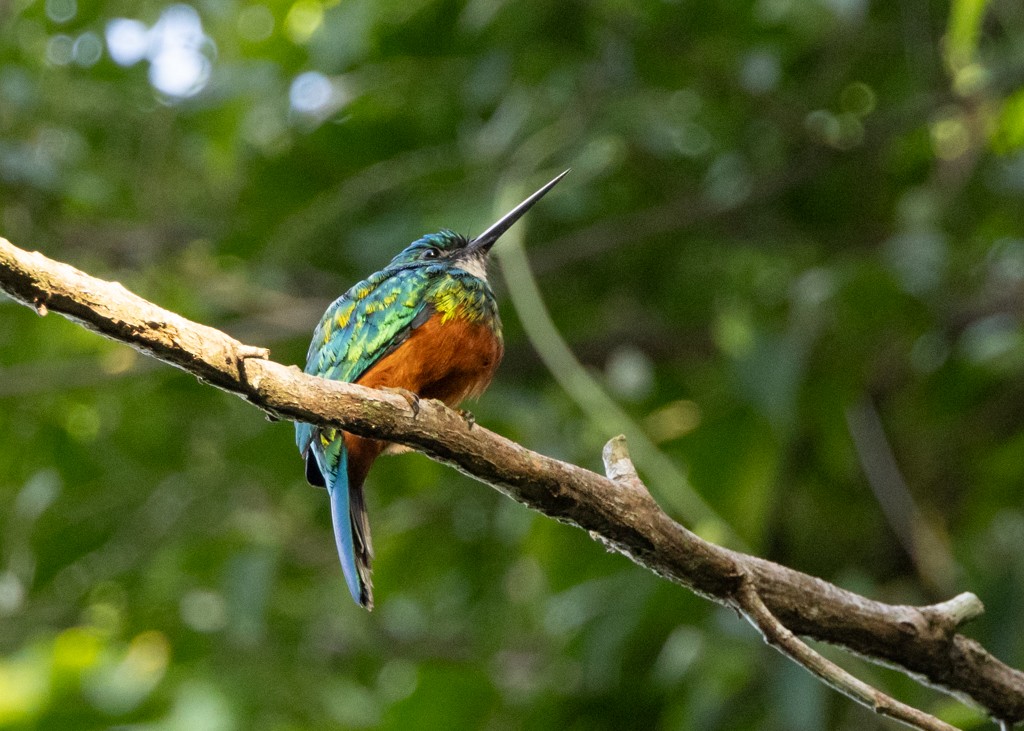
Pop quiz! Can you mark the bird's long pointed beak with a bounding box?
[467,169,569,255]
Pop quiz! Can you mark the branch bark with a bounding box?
[2,236,1022,727]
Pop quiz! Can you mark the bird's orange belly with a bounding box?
[345,312,503,485]
[356,312,503,405]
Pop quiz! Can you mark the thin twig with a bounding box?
[734,581,958,731]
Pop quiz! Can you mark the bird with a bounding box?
[295,171,568,609]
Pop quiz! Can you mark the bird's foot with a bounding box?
[384,387,420,417]
[457,408,476,430]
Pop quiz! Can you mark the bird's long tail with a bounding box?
[324,446,374,609]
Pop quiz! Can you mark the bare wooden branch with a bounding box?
[2,236,1023,725]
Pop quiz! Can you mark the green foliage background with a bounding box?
[2,0,1024,728]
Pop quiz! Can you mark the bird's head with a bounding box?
[387,170,568,281]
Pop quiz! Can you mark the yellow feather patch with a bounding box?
[336,303,355,329]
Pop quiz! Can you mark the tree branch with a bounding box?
[2,236,1022,727]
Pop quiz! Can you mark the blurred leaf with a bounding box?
[945,0,989,71]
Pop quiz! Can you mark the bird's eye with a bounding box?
[422,248,440,259]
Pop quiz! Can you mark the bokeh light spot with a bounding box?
[72,32,103,67]
[149,46,210,98]
[285,0,324,44]
[740,48,780,94]
[289,71,333,115]
[45,34,74,66]
[377,660,418,703]
[64,403,100,442]
[0,656,48,723]
[931,112,971,160]
[45,0,76,24]
[645,400,702,443]
[105,19,148,66]
[180,590,228,633]
[840,81,876,117]
[53,627,103,673]
[106,6,214,98]
[604,345,654,401]
[148,5,213,98]
[0,572,25,616]
[126,631,171,676]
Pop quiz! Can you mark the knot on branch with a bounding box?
[602,435,650,495]
[920,592,985,639]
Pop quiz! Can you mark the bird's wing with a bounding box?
[295,269,432,608]
[295,269,431,455]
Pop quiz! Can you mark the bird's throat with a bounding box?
[455,253,489,282]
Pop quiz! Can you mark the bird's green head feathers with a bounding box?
[384,170,570,280]
[389,230,471,266]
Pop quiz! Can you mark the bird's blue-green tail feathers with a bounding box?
[328,450,364,606]
[307,435,373,609]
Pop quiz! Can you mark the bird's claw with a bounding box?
[384,387,420,417]
[457,408,476,430]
